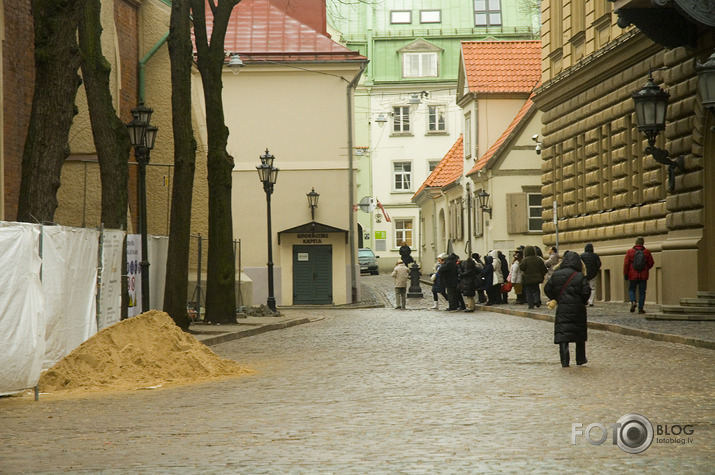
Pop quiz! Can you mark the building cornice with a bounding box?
[533,30,660,111]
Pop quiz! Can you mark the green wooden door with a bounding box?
[293,245,332,304]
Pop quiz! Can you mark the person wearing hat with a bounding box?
[430,253,449,309]
[472,253,486,304]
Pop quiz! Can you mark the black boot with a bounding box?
[559,343,570,367]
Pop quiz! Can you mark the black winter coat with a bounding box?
[480,255,494,288]
[399,245,414,265]
[459,260,478,297]
[438,254,459,288]
[544,251,591,344]
[580,243,602,281]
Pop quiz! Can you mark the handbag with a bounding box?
[548,271,577,309]
[501,282,513,293]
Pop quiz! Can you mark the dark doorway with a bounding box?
[293,245,333,304]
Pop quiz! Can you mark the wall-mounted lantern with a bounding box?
[631,70,684,193]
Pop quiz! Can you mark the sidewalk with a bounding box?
[417,278,715,350]
[190,277,714,351]
[189,282,385,346]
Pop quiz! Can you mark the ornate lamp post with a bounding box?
[126,102,158,312]
[631,70,684,192]
[257,149,279,313]
[306,187,320,221]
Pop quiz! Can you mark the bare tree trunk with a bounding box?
[78,0,131,230]
[163,0,196,330]
[78,0,132,322]
[17,0,85,223]
[191,0,239,324]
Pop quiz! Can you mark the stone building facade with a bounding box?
[533,1,715,312]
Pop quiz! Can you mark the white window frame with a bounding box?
[391,10,411,24]
[393,161,413,192]
[402,52,438,78]
[420,10,441,24]
[528,193,543,232]
[474,0,502,26]
[392,106,411,134]
[394,219,413,248]
[464,114,472,158]
[428,160,440,172]
[427,105,447,133]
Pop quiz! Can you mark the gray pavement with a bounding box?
[0,299,712,472]
[189,273,715,350]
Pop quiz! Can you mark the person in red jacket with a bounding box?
[623,237,655,314]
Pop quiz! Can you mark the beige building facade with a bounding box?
[533,1,715,313]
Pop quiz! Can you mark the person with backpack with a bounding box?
[623,237,655,314]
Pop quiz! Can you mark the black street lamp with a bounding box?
[257,149,279,313]
[631,70,684,192]
[126,102,158,313]
[306,187,319,221]
[697,51,715,115]
[477,189,492,219]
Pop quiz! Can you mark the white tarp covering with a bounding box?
[41,226,99,370]
[149,235,169,313]
[0,224,44,395]
[97,229,125,330]
[0,222,165,395]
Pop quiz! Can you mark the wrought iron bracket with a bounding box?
[645,145,685,193]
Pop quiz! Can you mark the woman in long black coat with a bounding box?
[480,255,497,305]
[544,251,591,367]
[459,258,478,312]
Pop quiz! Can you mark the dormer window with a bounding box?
[398,39,443,79]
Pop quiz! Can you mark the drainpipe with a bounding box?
[432,193,438,257]
[138,31,170,103]
[347,61,367,302]
[439,189,449,252]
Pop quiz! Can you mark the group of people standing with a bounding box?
[392,237,655,368]
[429,250,513,313]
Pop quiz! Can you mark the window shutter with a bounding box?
[507,193,528,234]
[457,199,464,240]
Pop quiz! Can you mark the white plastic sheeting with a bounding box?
[0,224,44,395]
[41,226,99,370]
[148,235,169,315]
[97,229,125,331]
[0,223,127,395]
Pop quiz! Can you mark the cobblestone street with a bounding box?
[1,276,713,473]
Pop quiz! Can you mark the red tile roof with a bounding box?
[467,94,536,176]
[200,0,364,62]
[412,135,464,201]
[462,41,541,93]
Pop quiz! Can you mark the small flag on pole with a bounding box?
[376,198,391,222]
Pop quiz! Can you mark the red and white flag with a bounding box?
[376,198,391,222]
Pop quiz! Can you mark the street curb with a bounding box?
[475,304,715,350]
[199,317,318,347]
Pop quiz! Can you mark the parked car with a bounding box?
[358,248,379,275]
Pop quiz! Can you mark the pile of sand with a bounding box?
[39,310,253,393]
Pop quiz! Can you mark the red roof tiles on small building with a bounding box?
[201,0,364,62]
[462,41,541,94]
[412,135,464,201]
[467,95,536,176]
